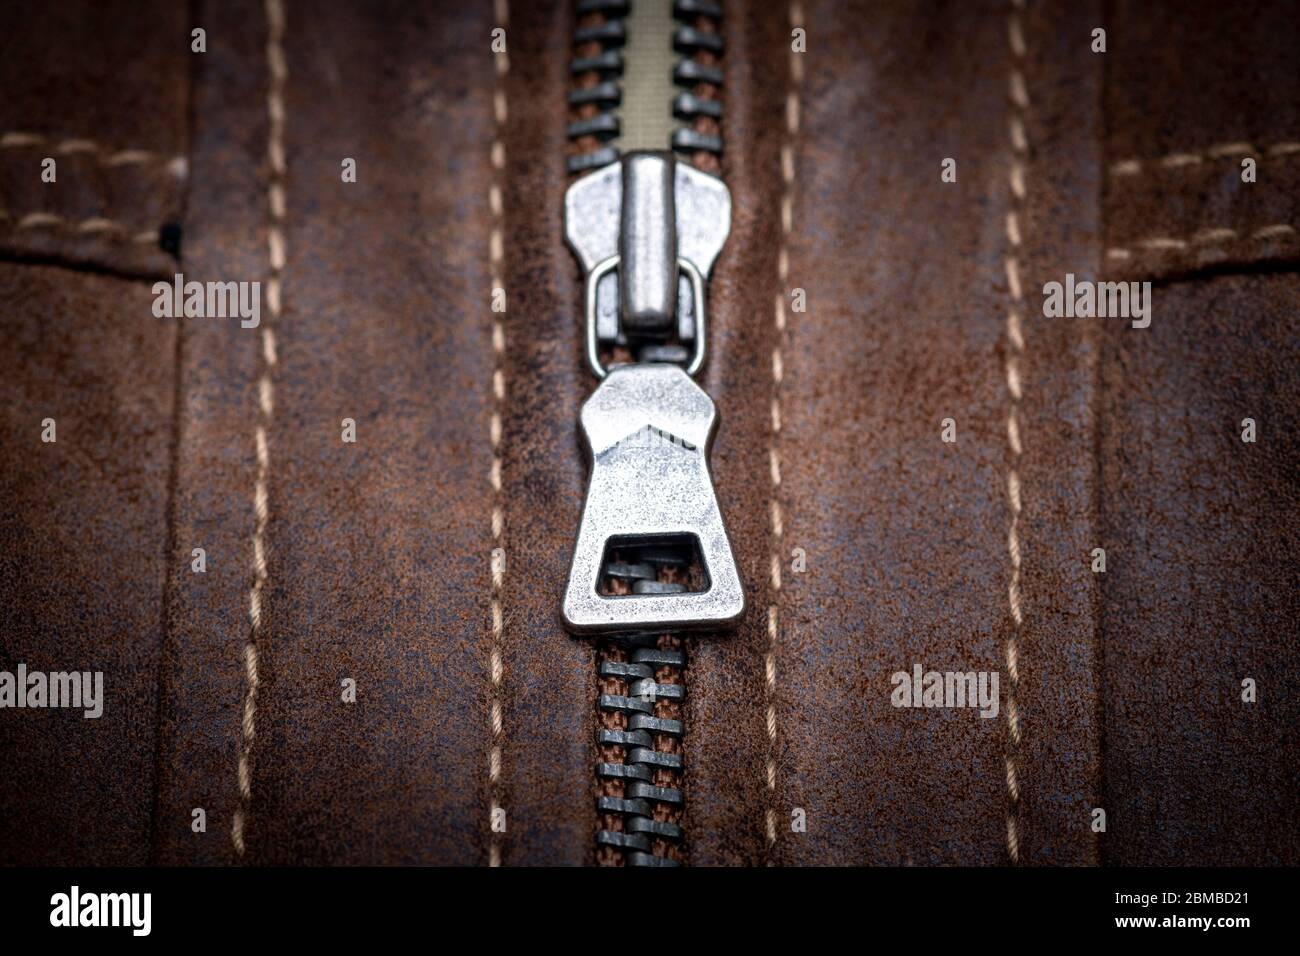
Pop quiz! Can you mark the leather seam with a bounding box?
[486,0,511,870]
[762,0,805,861]
[1107,223,1297,262]
[1002,0,1030,867]
[1,130,188,169]
[1109,140,1300,178]
[0,212,159,245]
[0,132,187,242]
[231,0,287,860]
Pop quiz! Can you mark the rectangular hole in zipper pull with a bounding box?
[599,533,710,597]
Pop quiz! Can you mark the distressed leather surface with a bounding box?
[742,0,1107,867]
[1,0,1296,866]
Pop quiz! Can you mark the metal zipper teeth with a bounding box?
[596,634,687,866]
[595,555,691,867]
[570,0,726,868]
[568,0,725,176]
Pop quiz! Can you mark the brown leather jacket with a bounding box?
[1,0,1296,866]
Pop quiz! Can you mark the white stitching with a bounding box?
[232,0,287,860]
[487,0,510,870]
[6,211,158,244]
[1,131,187,175]
[1107,223,1297,260]
[1110,141,1300,177]
[763,0,803,860]
[1002,0,1028,866]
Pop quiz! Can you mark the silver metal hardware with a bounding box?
[584,254,707,378]
[563,137,738,636]
[565,152,731,376]
[561,363,744,634]
[620,153,677,333]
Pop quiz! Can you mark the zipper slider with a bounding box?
[561,153,743,634]
[564,151,731,376]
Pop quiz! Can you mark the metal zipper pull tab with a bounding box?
[562,362,743,633]
[562,152,743,635]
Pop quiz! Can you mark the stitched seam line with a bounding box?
[0,131,189,174]
[0,211,158,244]
[487,0,510,870]
[232,0,286,859]
[1107,223,1297,260]
[763,0,803,861]
[1002,0,1029,866]
[0,135,185,242]
[1110,140,1300,177]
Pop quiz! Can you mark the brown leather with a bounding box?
[1,0,1296,866]
[731,0,1098,866]
[0,263,174,864]
[0,1,188,277]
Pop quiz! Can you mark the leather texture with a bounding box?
[1,0,1296,866]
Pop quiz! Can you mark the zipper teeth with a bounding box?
[594,555,691,866]
[568,0,724,176]
[670,0,724,174]
[568,0,625,174]
[595,633,687,865]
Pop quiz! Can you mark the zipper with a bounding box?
[568,0,723,175]
[562,0,737,866]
